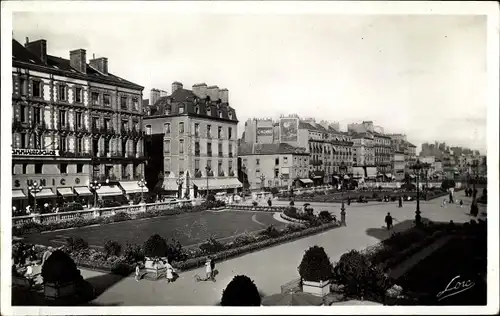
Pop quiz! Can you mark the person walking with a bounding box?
[385,212,393,230]
[166,261,175,283]
[210,257,216,282]
[398,196,403,208]
[267,198,272,207]
[205,258,212,281]
[135,263,141,282]
[459,199,464,207]
[442,198,447,208]
[449,191,454,204]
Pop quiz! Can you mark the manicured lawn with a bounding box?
[21,211,285,248]
[398,236,487,305]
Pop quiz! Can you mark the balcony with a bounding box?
[218,171,225,177]
[218,152,223,157]
[207,151,212,157]
[228,170,235,177]
[207,170,214,177]
[94,174,118,182]
[195,150,200,157]
[59,151,92,159]
[229,152,233,158]
[194,170,202,178]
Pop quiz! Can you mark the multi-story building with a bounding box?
[144,82,241,198]
[243,118,275,144]
[351,133,377,179]
[373,132,393,174]
[392,151,406,180]
[238,143,310,190]
[12,38,145,212]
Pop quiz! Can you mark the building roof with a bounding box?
[12,39,143,90]
[238,142,308,156]
[146,88,238,122]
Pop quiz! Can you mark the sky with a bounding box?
[11,11,488,154]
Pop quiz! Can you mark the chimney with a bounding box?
[172,81,183,93]
[192,83,208,99]
[159,90,168,97]
[150,88,160,106]
[69,49,87,73]
[25,39,48,64]
[207,85,220,101]
[89,56,108,75]
[219,88,229,103]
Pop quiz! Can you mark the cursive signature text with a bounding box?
[436,275,475,301]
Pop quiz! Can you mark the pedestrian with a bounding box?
[449,191,454,204]
[267,198,272,207]
[398,196,403,208]
[166,261,175,283]
[205,258,212,281]
[442,198,447,208]
[385,212,393,230]
[459,199,464,207]
[210,257,216,281]
[135,263,141,282]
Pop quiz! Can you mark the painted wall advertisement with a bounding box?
[279,118,298,142]
[256,127,273,136]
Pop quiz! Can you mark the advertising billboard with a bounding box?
[256,127,273,136]
[279,118,299,142]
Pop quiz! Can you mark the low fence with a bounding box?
[12,199,193,227]
[224,204,289,212]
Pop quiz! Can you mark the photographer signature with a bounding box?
[436,275,475,301]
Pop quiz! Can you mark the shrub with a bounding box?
[270,187,280,195]
[143,234,168,258]
[41,249,82,284]
[66,236,89,253]
[333,250,390,301]
[165,238,187,262]
[234,233,257,246]
[318,211,333,223]
[372,192,379,198]
[206,193,216,202]
[221,275,261,306]
[259,225,281,238]
[110,259,133,276]
[252,201,258,207]
[289,200,295,206]
[12,242,32,265]
[441,179,456,191]
[199,236,225,255]
[298,245,334,282]
[103,240,122,257]
[111,211,132,222]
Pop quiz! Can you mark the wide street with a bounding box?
[79,191,483,306]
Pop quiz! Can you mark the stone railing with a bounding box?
[12,199,193,227]
[225,204,289,212]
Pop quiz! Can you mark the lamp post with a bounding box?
[89,180,101,208]
[205,165,211,198]
[260,174,266,190]
[137,178,147,203]
[176,176,184,199]
[279,174,285,189]
[339,161,347,226]
[411,159,424,227]
[28,181,43,214]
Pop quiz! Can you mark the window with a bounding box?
[284,157,288,163]
[179,140,184,154]
[103,94,111,107]
[76,112,83,129]
[228,111,233,120]
[207,125,211,138]
[121,120,128,132]
[256,158,260,165]
[92,117,99,129]
[218,160,223,175]
[275,157,279,165]
[218,143,223,157]
[20,132,27,148]
[218,126,222,139]
[60,163,68,174]
[91,92,100,105]
[268,180,272,187]
[59,136,67,151]
[179,106,185,114]
[20,78,27,96]
[132,98,139,111]
[194,123,199,136]
[105,119,111,130]
[207,160,212,172]
[20,104,26,122]
[58,85,67,101]
[229,144,233,157]
[165,106,171,115]
[195,106,199,114]
[33,107,42,124]
[195,159,200,173]
[145,125,152,135]
[120,96,128,109]
[76,137,83,153]
[195,142,200,156]
[275,169,279,178]
[207,142,212,156]
[219,111,223,118]
[207,107,211,116]
[35,163,42,174]
[33,80,42,98]
[228,127,232,139]
[164,123,170,134]
[59,110,67,127]
[103,138,110,154]
[22,163,28,174]
[75,87,83,103]
[179,122,184,134]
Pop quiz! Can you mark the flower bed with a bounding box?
[13,200,226,236]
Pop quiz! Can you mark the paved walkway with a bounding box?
[82,191,481,306]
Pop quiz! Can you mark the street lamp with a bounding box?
[205,165,211,198]
[339,161,347,226]
[279,174,285,188]
[28,181,43,214]
[410,159,426,227]
[137,178,147,203]
[176,176,184,199]
[260,174,266,190]
[89,180,101,208]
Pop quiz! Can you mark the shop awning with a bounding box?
[192,178,242,190]
[97,185,123,197]
[333,176,339,179]
[12,189,26,200]
[410,175,416,178]
[313,176,323,179]
[344,175,350,180]
[119,181,149,194]
[299,178,314,184]
[74,186,93,196]
[57,187,75,197]
[385,173,393,178]
[30,188,56,198]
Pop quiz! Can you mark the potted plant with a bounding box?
[143,234,169,280]
[298,245,334,297]
[42,250,83,301]
[220,275,261,306]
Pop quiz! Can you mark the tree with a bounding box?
[41,250,82,284]
[221,275,261,306]
[143,234,168,258]
[298,245,334,282]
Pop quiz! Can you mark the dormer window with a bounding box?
[179,105,185,114]
[206,106,211,116]
[228,111,233,120]
[165,106,171,115]
[195,106,199,114]
[219,111,223,118]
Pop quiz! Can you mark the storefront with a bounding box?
[119,181,149,201]
[74,186,93,208]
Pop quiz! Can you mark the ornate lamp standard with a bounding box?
[260,174,266,190]
[279,174,285,188]
[137,178,147,203]
[410,159,426,227]
[176,176,184,199]
[28,181,43,214]
[339,161,347,226]
[205,165,211,198]
[89,180,101,208]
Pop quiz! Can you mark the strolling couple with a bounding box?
[205,257,216,282]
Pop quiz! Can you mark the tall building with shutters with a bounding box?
[11,38,145,213]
